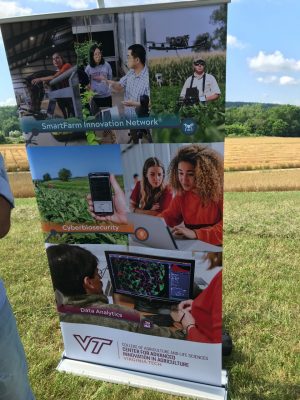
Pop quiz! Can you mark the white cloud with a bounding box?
[257,76,278,84]
[279,76,300,85]
[256,75,300,86]
[227,34,246,49]
[248,50,300,72]
[0,98,16,106]
[0,1,32,18]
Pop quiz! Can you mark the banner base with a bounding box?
[57,357,228,400]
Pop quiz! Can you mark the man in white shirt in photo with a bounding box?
[180,57,221,104]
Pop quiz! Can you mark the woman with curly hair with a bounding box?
[130,157,172,215]
[160,144,223,245]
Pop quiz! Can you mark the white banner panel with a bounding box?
[61,322,222,386]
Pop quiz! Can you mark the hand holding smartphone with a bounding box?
[88,172,113,216]
[87,173,128,224]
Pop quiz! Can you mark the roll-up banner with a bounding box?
[1,1,230,397]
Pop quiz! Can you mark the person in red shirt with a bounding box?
[160,144,223,245]
[31,52,72,85]
[172,252,222,343]
[31,52,73,118]
[130,157,172,215]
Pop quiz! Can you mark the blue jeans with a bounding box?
[0,298,35,400]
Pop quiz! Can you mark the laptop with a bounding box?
[127,213,222,252]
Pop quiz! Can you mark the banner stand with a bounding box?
[1,0,231,397]
[57,357,228,400]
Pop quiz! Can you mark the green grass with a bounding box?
[0,192,299,399]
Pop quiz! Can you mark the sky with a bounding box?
[27,144,123,179]
[0,0,299,106]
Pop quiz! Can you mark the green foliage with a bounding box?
[0,106,18,135]
[149,61,225,142]
[192,33,213,52]
[74,41,102,67]
[9,130,22,138]
[2,117,20,136]
[225,104,300,137]
[0,133,6,144]
[35,186,91,223]
[35,175,123,224]
[58,168,72,182]
[43,173,51,182]
[225,123,251,137]
[80,88,100,145]
[210,5,227,50]
[46,232,127,245]
[149,53,226,88]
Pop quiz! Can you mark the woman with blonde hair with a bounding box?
[130,157,172,215]
[160,144,223,245]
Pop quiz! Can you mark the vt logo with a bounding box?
[73,335,112,354]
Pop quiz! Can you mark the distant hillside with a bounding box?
[226,101,281,109]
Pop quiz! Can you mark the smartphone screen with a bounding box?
[88,173,113,215]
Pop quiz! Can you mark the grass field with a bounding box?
[0,193,298,400]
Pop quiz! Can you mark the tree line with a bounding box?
[225,103,300,137]
[0,102,299,141]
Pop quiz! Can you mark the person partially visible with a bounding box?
[171,252,222,343]
[107,44,151,143]
[85,44,113,113]
[47,244,184,340]
[180,57,221,104]
[31,52,72,86]
[130,157,172,215]
[107,44,150,119]
[31,52,74,118]
[0,154,35,400]
[160,144,223,245]
[130,173,139,192]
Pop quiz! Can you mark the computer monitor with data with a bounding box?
[105,251,195,307]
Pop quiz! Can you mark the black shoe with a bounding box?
[222,330,233,356]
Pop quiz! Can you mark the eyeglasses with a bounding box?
[193,61,205,66]
[98,265,108,279]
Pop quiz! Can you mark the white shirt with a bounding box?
[120,66,150,118]
[180,73,221,99]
